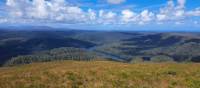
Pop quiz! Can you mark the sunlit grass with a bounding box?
[0,61,200,88]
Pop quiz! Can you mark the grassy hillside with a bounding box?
[0,61,200,88]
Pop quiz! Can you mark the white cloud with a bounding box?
[105,12,117,19]
[6,0,15,6]
[177,0,186,9]
[6,0,25,17]
[140,10,154,22]
[107,0,126,4]
[88,9,96,21]
[175,10,184,17]
[121,9,137,23]
[187,8,200,16]
[30,0,48,19]
[65,7,87,22]
[120,9,155,24]
[121,9,135,19]
[97,10,117,24]
[156,0,186,23]
[5,0,89,23]
[156,14,167,21]
[1,0,200,26]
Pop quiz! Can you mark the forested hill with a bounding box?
[0,29,200,66]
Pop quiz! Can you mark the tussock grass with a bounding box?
[0,61,200,88]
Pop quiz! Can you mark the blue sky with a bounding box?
[0,0,200,31]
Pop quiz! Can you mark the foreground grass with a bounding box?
[0,61,200,88]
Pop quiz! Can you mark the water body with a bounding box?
[87,46,127,62]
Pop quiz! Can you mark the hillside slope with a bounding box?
[1,30,200,65]
[0,61,200,88]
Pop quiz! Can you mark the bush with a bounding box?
[130,56,144,63]
[151,55,174,62]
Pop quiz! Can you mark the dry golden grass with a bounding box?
[0,61,200,88]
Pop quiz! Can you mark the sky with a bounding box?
[0,0,200,31]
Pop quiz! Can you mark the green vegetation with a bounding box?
[143,42,200,62]
[130,56,144,63]
[4,47,99,66]
[1,30,200,66]
[151,55,174,63]
[0,61,200,88]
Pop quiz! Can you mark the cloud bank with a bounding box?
[0,0,200,26]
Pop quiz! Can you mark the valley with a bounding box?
[0,29,200,66]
